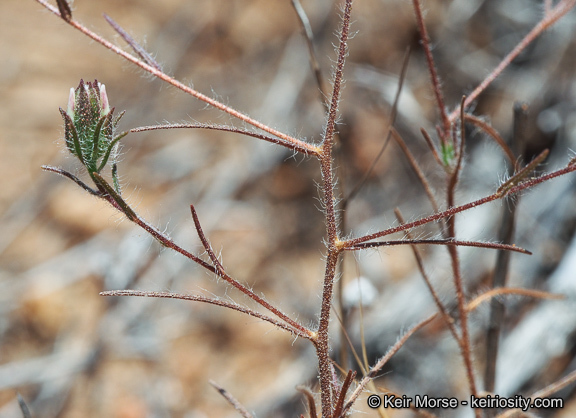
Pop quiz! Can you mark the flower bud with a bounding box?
[60,79,123,174]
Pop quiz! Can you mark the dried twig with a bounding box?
[209,380,253,418]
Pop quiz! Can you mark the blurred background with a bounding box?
[2,0,576,416]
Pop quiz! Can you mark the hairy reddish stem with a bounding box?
[316,0,354,415]
[34,0,318,156]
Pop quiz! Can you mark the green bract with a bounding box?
[60,79,125,175]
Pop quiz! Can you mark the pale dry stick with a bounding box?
[484,102,528,398]
[447,0,576,123]
[466,288,564,313]
[466,288,563,313]
[17,394,32,418]
[357,293,390,418]
[529,368,576,400]
[209,380,253,418]
[495,369,576,418]
[34,0,319,156]
[315,0,354,414]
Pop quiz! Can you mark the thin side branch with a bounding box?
[343,162,576,248]
[395,208,460,348]
[188,205,315,339]
[291,0,329,111]
[464,114,516,167]
[128,123,319,156]
[347,238,531,255]
[100,290,310,339]
[448,0,576,122]
[41,165,99,196]
[341,314,436,415]
[412,0,451,141]
[33,0,318,156]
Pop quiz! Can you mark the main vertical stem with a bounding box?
[316,1,353,416]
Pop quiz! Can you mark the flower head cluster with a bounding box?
[60,79,124,174]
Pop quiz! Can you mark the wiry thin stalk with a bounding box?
[336,46,411,372]
[100,290,310,339]
[390,128,440,214]
[467,288,563,313]
[344,48,411,204]
[445,97,479,415]
[333,370,356,418]
[347,238,530,254]
[464,114,516,167]
[420,127,443,167]
[395,208,461,370]
[447,0,576,122]
[412,0,451,142]
[341,314,436,415]
[128,123,319,156]
[343,161,576,248]
[342,281,563,417]
[51,165,313,339]
[495,369,576,418]
[291,0,329,111]
[33,0,318,156]
[41,165,99,196]
[296,386,318,418]
[189,205,314,339]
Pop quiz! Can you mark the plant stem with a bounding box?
[316,0,354,415]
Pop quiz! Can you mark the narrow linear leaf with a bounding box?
[56,0,71,22]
